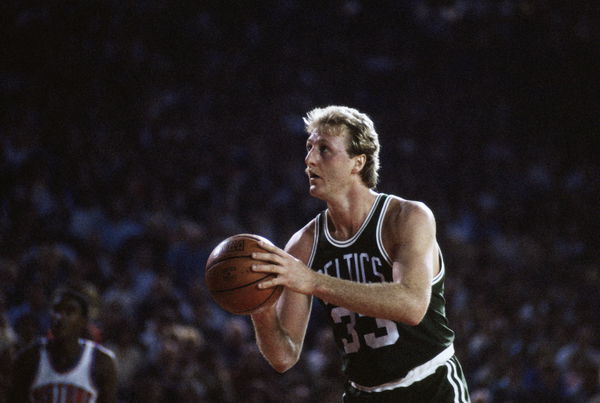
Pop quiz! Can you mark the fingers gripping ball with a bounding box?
[205,234,283,315]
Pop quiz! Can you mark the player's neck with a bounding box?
[326,188,377,240]
[48,338,83,371]
[49,335,80,353]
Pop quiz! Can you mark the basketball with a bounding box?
[205,233,283,315]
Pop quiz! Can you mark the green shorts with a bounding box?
[343,356,470,403]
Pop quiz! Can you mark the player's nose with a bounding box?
[304,148,316,166]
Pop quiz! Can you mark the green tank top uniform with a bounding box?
[308,193,455,388]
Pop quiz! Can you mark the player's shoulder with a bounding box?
[16,337,45,358]
[8,339,45,400]
[87,340,117,393]
[90,340,116,362]
[284,217,318,263]
[384,194,436,228]
[12,338,44,372]
[288,216,318,245]
[89,341,117,378]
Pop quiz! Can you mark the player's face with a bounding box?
[50,295,86,341]
[305,129,358,199]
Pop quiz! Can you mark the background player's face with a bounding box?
[305,128,358,199]
[50,295,86,340]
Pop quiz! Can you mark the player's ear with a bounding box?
[352,154,366,174]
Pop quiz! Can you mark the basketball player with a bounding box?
[8,285,117,403]
[250,106,470,402]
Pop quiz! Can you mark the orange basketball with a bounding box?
[205,234,283,315]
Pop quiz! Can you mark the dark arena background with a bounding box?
[1,1,598,402]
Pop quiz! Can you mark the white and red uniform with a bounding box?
[29,338,112,403]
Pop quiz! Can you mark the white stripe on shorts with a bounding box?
[445,357,469,402]
[350,344,455,392]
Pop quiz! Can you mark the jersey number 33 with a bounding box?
[331,307,399,353]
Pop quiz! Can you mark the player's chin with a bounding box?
[308,186,327,199]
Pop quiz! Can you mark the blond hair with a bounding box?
[304,106,380,188]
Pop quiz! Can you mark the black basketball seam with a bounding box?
[205,234,266,270]
[209,273,274,292]
[206,254,256,271]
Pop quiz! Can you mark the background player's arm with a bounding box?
[94,348,118,403]
[7,346,39,403]
[250,225,314,373]
[255,200,436,325]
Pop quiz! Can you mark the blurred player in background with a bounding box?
[250,106,470,402]
[8,284,117,403]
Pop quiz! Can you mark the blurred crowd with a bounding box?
[1,0,598,402]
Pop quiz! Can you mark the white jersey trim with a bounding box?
[323,194,384,248]
[306,216,320,268]
[375,195,393,267]
[31,338,98,402]
[350,344,455,392]
[432,247,445,285]
[377,195,446,286]
[95,342,116,360]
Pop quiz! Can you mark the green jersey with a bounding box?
[307,193,455,387]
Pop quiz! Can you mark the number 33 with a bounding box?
[331,307,399,353]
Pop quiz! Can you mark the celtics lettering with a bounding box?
[319,253,387,283]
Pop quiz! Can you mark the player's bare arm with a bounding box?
[253,197,437,326]
[7,346,39,403]
[94,349,118,403]
[250,221,315,373]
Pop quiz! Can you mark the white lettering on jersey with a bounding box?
[319,253,385,283]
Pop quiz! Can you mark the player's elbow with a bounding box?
[263,345,302,373]
[269,355,299,373]
[272,362,294,373]
[405,309,426,326]
[401,299,429,326]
